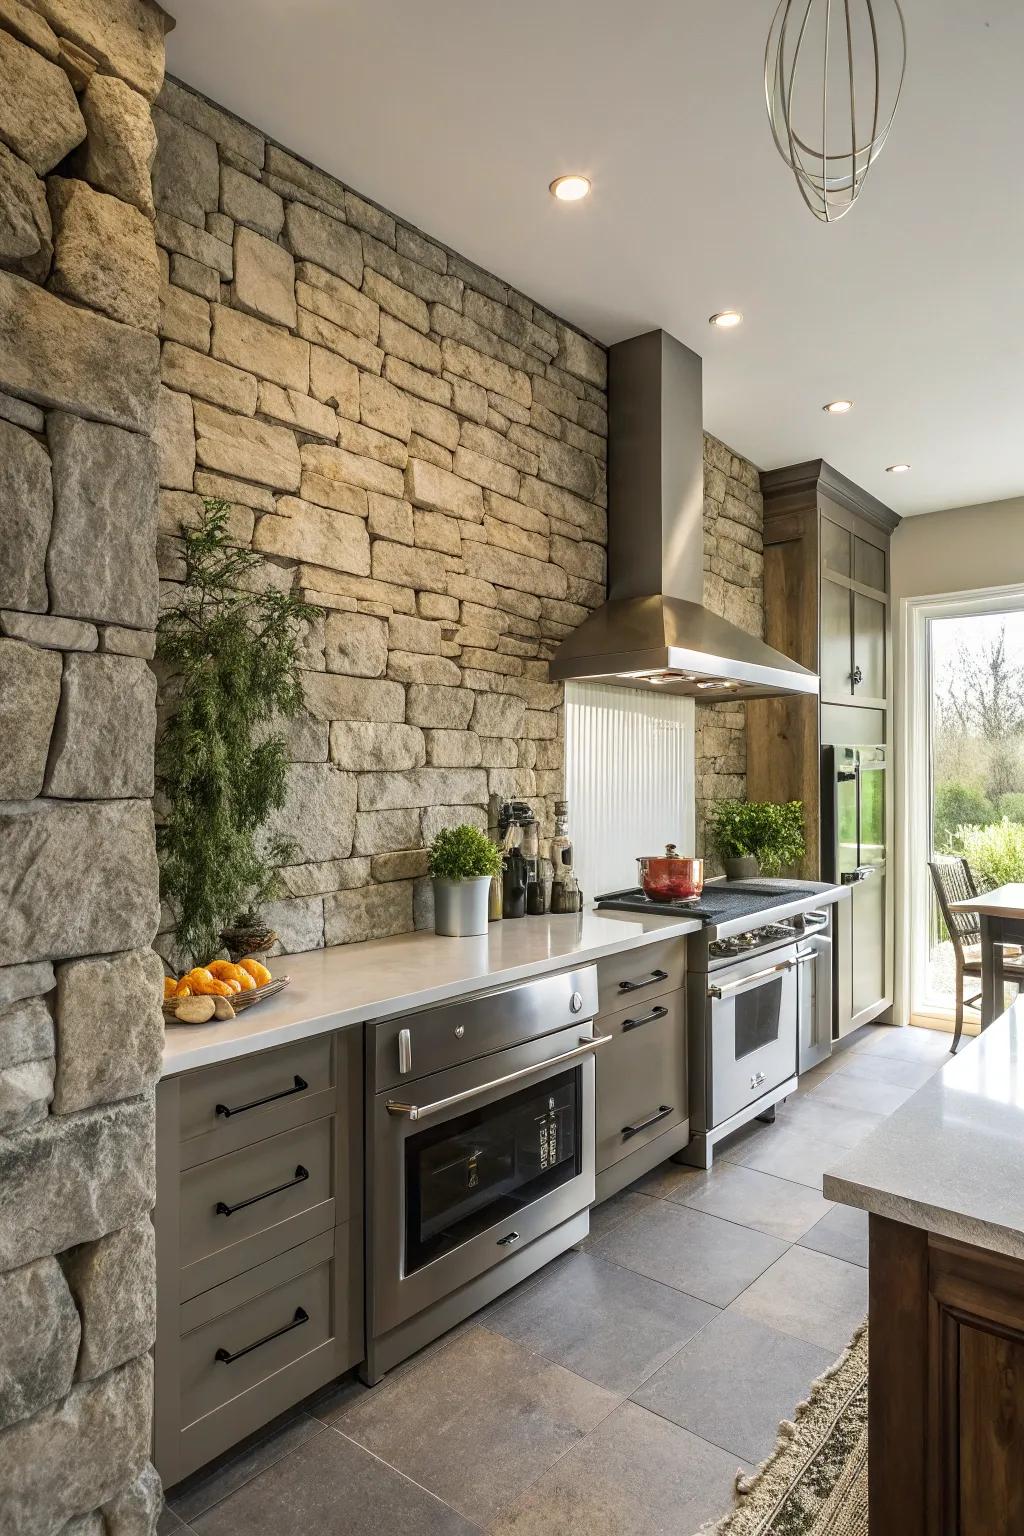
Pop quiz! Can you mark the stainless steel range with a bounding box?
[596,881,843,1167]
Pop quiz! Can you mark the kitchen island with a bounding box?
[825,999,1024,1535]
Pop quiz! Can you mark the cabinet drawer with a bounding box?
[178,1035,337,1163]
[180,1117,335,1299]
[596,939,686,1017]
[596,989,686,1172]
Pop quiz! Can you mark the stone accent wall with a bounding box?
[0,2,166,1532]
[697,434,765,863]
[151,81,609,958]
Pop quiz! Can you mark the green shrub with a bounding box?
[933,781,992,848]
[706,800,805,877]
[996,792,1024,825]
[953,819,1024,891]
[428,825,503,881]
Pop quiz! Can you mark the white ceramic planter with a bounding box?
[432,875,493,936]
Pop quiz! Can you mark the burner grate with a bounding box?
[594,884,814,923]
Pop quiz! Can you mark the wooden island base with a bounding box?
[870,1213,1024,1535]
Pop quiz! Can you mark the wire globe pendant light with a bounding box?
[765,0,907,222]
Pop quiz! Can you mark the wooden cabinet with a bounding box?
[870,1214,1024,1536]
[154,1030,364,1487]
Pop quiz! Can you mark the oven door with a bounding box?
[371,1023,600,1335]
[707,947,799,1128]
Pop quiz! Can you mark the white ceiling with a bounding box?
[167,1,1024,517]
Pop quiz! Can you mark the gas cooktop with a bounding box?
[594,880,840,955]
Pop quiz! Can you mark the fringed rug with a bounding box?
[702,1322,868,1536]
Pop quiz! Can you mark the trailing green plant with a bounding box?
[706,799,805,877]
[428,825,503,881]
[951,818,1024,891]
[156,500,317,965]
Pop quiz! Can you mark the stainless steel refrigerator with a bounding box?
[822,744,893,1036]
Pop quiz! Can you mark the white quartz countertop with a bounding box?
[825,998,1024,1260]
[162,907,702,1077]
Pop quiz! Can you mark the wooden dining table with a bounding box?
[949,883,1024,1027]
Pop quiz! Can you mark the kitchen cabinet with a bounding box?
[746,460,899,1031]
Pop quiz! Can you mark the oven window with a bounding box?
[404,1066,580,1275]
[734,977,783,1059]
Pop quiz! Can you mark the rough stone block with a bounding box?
[351,807,421,856]
[211,306,308,391]
[159,280,210,351]
[297,307,383,374]
[266,761,357,863]
[323,611,388,677]
[152,105,218,228]
[324,881,413,946]
[257,381,337,440]
[169,251,218,299]
[0,1097,154,1269]
[470,542,568,601]
[452,445,520,498]
[371,849,429,883]
[367,493,414,545]
[356,766,487,812]
[284,201,362,285]
[158,78,263,166]
[308,345,359,418]
[329,721,425,772]
[296,262,379,341]
[220,164,283,237]
[388,613,441,655]
[47,412,158,629]
[261,894,325,955]
[0,996,54,1067]
[51,948,163,1116]
[362,232,463,309]
[0,0,60,57]
[360,372,411,443]
[277,858,368,898]
[337,417,407,470]
[266,144,346,211]
[0,29,86,174]
[384,355,451,407]
[99,625,157,660]
[0,1055,53,1132]
[254,499,370,575]
[440,339,531,408]
[60,1219,156,1379]
[300,441,403,499]
[0,1355,153,1536]
[47,176,159,332]
[232,225,296,328]
[0,1257,79,1431]
[404,683,474,729]
[470,692,527,737]
[75,74,156,217]
[0,637,62,800]
[161,341,257,415]
[0,799,159,966]
[155,384,194,490]
[0,140,51,279]
[421,802,489,843]
[101,1461,162,1536]
[155,211,232,279]
[387,651,461,686]
[35,0,167,98]
[423,729,483,768]
[405,457,483,522]
[362,267,427,333]
[193,399,300,490]
[302,670,404,723]
[0,425,51,620]
[0,270,159,433]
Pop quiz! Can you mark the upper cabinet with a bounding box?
[818,509,889,708]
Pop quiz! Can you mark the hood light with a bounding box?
[823,399,854,414]
[550,175,591,202]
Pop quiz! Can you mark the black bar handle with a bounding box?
[215,1165,309,1217]
[215,1075,308,1119]
[622,1105,674,1141]
[621,1005,669,1032]
[215,1307,309,1365]
[618,969,668,994]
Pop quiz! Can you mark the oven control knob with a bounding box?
[570,991,584,1014]
[454,1024,465,1039]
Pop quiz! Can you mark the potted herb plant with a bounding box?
[706,799,806,880]
[428,825,503,937]
[156,500,317,967]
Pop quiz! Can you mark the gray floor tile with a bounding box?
[664,1161,831,1242]
[849,1023,952,1062]
[489,1400,747,1536]
[578,1188,658,1249]
[833,1052,940,1089]
[806,1071,918,1116]
[729,1245,868,1352]
[724,1124,852,1190]
[629,1156,702,1200]
[589,1199,787,1306]
[327,1324,618,1528]
[168,1411,324,1522]
[798,1202,870,1267]
[779,1095,887,1148]
[158,1510,191,1535]
[192,1424,480,1535]
[484,1249,718,1394]
[632,1309,834,1463]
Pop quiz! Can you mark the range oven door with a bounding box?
[706,946,799,1128]
[371,1023,599,1336]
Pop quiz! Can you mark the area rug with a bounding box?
[701,1322,868,1536]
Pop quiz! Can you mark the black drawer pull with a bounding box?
[215,1306,309,1364]
[621,1005,669,1032]
[622,1105,674,1141]
[215,1075,308,1118]
[215,1164,309,1217]
[618,969,668,994]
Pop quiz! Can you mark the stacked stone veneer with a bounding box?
[150,80,610,957]
[696,437,765,863]
[0,1,167,1532]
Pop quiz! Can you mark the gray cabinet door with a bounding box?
[820,576,854,700]
[596,991,686,1172]
[852,590,887,702]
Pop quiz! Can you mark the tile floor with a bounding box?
[160,1021,953,1536]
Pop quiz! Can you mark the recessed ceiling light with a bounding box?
[886,463,911,474]
[549,175,591,202]
[823,399,854,414]
[709,310,743,329]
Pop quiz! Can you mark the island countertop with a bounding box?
[824,997,1024,1261]
[162,906,702,1077]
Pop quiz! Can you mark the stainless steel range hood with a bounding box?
[549,329,818,702]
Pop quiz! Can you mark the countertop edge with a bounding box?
[161,914,702,1078]
[823,1171,1024,1266]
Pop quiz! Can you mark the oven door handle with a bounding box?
[708,958,795,1000]
[385,1033,610,1122]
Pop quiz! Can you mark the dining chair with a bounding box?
[929,855,1024,1053]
